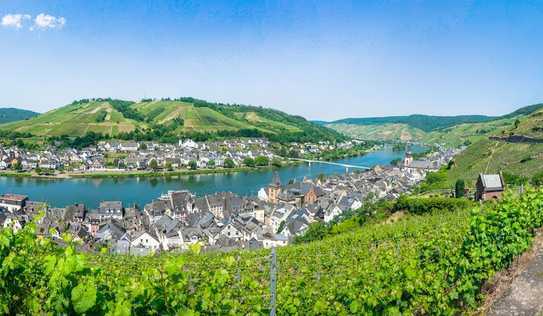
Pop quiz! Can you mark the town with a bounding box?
[0,138,369,175]
[0,145,460,254]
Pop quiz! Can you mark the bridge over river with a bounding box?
[289,158,372,172]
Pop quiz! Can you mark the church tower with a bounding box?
[267,172,281,204]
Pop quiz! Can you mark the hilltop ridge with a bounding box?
[1,98,345,143]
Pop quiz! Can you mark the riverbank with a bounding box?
[0,147,416,208]
[0,148,378,180]
[0,160,307,180]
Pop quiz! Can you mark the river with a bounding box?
[0,145,425,208]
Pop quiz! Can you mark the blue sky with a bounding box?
[1,0,543,120]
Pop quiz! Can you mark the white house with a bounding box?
[324,204,342,223]
[131,231,160,251]
[220,222,244,241]
[180,139,198,149]
[3,215,23,232]
[257,188,268,202]
[120,142,139,152]
[260,233,288,249]
[0,194,28,213]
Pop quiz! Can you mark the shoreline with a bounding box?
[0,160,307,180]
[0,151,373,180]
[0,165,290,180]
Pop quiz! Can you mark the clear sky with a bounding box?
[1,0,543,120]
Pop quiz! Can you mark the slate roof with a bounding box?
[153,215,181,236]
[479,174,504,191]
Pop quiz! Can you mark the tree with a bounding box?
[165,161,173,171]
[12,160,22,171]
[224,158,235,169]
[149,159,159,171]
[139,143,147,150]
[254,156,269,167]
[188,160,198,170]
[277,220,286,234]
[288,149,300,158]
[532,171,543,186]
[514,119,521,129]
[207,160,216,168]
[455,179,465,198]
[243,157,255,168]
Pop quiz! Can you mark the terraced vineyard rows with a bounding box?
[1,189,543,314]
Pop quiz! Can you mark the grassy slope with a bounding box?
[3,101,140,136]
[423,116,517,147]
[328,117,517,145]
[446,109,543,185]
[447,139,543,185]
[1,99,341,139]
[327,114,495,132]
[329,122,426,142]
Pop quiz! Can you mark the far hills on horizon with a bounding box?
[316,103,543,132]
[0,108,39,124]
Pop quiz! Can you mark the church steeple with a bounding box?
[271,171,281,187]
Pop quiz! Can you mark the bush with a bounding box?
[243,157,255,168]
[223,158,235,169]
[394,196,471,215]
[254,156,269,167]
[503,172,528,186]
[532,171,543,186]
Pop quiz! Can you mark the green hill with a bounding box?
[325,114,495,132]
[446,107,543,186]
[1,98,344,143]
[327,122,427,142]
[0,108,38,124]
[326,103,543,144]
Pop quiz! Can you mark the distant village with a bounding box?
[0,138,367,174]
[0,146,460,254]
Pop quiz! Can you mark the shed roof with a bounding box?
[479,174,504,191]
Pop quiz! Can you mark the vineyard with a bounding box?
[1,189,543,315]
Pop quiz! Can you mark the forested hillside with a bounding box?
[0,108,38,123]
[0,98,345,143]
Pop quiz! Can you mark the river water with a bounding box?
[0,145,425,208]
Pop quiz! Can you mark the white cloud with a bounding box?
[1,13,66,30]
[1,14,31,29]
[32,13,66,30]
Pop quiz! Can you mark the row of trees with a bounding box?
[142,155,281,172]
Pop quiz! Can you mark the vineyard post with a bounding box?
[270,247,277,316]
